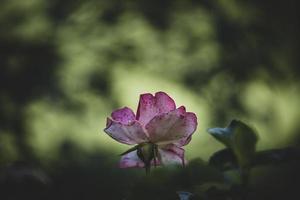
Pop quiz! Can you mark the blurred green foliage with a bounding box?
[0,0,299,199]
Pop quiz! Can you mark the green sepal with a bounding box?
[120,145,139,156]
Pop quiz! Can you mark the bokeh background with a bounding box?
[0,0,299,199]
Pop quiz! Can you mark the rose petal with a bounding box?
[136,92,176,126]
[173,112,198,146]
[158,146,185,166]
[119,151,145,168]
[145,107,197,146]
[111,107,135,124]
[119,150,162,168]
[162,144,186,165]
[104,118,148,145]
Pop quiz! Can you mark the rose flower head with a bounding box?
[104,91,198,172]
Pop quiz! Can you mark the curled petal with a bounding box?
[104,118,148,145]
[119,151,145,168]
[136,92,176,126]
[145,107,197,146]
[111,107,135,124]
[176,106,186,114]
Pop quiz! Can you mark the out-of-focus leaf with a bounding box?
[207,125,232,147]
[194,182,230,194]
[223,169,242,185]
[209,148,237,171]
[254,147,300,165]
[194,181,232,200]
[231,120,258,167]
[208,120,258,167]
[210,147,300,172]
[183,158,224,184]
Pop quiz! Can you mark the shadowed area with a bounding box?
[0,0,299,199]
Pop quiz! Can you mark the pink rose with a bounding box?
[104,92,198,171]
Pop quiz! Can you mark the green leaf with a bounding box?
[208,120,258,168]
[195,182,231,194]
[209,148,237,171]
[231,120,258,167]
[207,124,232,147]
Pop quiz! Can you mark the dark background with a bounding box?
[0,0,299,199]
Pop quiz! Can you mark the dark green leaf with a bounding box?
[209,148,237,171]
[208,120,258,168]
